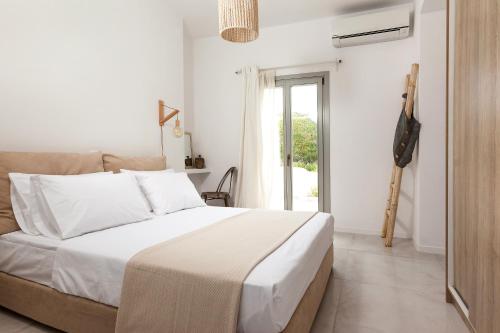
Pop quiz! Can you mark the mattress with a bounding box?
[0,206,334,333]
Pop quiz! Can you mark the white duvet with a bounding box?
[0,206,334,333]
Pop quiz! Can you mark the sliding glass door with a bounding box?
[274,73,330,212]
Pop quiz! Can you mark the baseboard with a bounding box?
[334,226,411,239]
[448,285,475,333]
[335,226,446,255]
[414,243,446,255]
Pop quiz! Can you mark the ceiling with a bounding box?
[168,0,414,38]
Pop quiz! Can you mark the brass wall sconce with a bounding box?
[158,99,183,156]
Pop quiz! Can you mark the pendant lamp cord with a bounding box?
[160,125,164,157]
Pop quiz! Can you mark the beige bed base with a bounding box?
[0,246,333,333]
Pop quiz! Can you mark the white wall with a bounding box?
[0,0,185,170]
[184,29,194,134]
[413,5,447,253]
[190,5,420,237]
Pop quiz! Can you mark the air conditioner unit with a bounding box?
[332,7,410,48]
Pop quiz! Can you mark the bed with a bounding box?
[0,152,334,333]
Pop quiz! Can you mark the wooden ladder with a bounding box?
[381,63,419,247]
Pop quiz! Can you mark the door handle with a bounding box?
[287,154,291,167]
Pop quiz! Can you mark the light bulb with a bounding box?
[173,119,183,138]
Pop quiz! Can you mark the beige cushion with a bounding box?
[102,154,166,173]
[0,152,104,235]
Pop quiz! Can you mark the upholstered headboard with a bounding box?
[102,154,166,173]
[0,152,167,235]
[0,152,104,235]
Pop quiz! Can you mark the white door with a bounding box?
[274,74,330,212]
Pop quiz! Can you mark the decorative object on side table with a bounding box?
[185,156,193,168]
[194,155,205,169]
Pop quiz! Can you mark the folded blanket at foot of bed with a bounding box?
[115,209,317,333]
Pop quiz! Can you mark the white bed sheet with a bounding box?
[0,232,59,287]
[0,207,334,333]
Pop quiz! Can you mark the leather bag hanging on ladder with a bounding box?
[381,64,420,247]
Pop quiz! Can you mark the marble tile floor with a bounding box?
[311,233,469,333]
[0,233,469,333]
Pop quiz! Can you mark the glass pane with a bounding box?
[290,84,318,211]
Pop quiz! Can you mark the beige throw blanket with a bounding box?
[115,209,317,333]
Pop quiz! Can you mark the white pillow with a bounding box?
[9,172,111,236]
[120,169,175,211]
[136,172,205,215]
[9,179,39,235]
[33,173,152,239]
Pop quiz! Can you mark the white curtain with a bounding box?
[235,66,278,208]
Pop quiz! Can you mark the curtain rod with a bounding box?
[234,59,343,75]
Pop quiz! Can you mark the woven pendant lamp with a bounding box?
[218,0,259,43]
